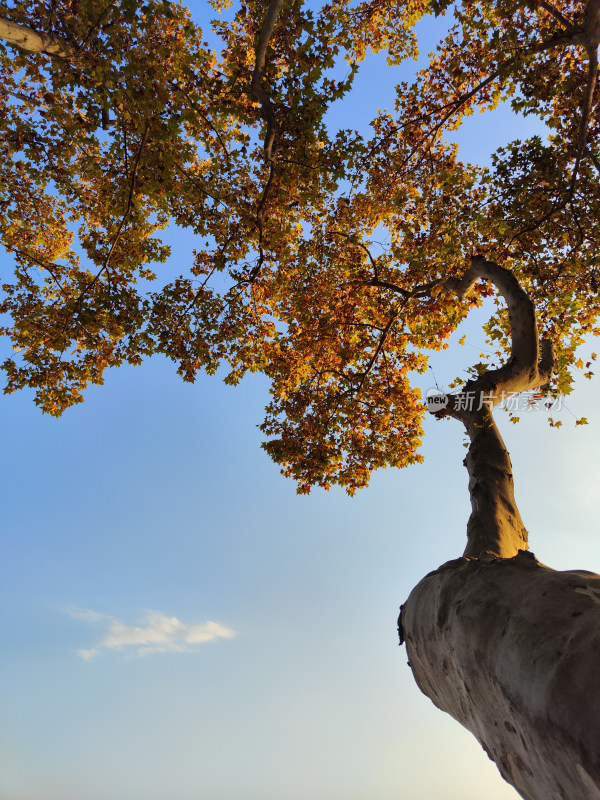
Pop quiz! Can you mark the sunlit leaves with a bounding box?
[0,0,598,487]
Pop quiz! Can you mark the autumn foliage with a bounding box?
[0,0,599,491]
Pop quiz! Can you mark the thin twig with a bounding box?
[171,159,234,212]
[536,0,576,30]
[354,310,400,396]
[170,79,233,167]
[509,49,598,245]
[76,0,118,51]
[331,230,381,280]
[71,121,150,314]
[102,122,151,273]
[367,28,580,177]
[10,246,69,299]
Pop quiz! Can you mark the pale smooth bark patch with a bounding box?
[401,551,600,800]
[0,16,73,57]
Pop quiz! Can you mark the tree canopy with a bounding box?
[1,0,599,492]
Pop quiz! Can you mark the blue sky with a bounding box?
[2,4,600,799]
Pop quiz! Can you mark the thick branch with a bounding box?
[250,0,283,162]
[438,257,555,558]
[584,0,600,48]
[0,16,74,57]
[444,256,554,405]
[461,412,528,558]
[576,49,599,162]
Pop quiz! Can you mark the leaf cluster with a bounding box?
[0,0,599,490]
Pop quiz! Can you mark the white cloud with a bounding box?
[70,609,236,660]
[67,608,109,623]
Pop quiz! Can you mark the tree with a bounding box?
[0,0,599,796]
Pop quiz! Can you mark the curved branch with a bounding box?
[331,230,381,280]
[435,257,556,559]
[444,255,554,407]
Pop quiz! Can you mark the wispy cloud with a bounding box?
[68,608,236,660]
[67,608,108,623]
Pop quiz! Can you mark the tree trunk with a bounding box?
[401,257,600,797]
[461,409,528,559]
[400,551,600,799]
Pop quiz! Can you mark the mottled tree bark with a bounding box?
[460,410,527,559]
[401,553,600,800]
